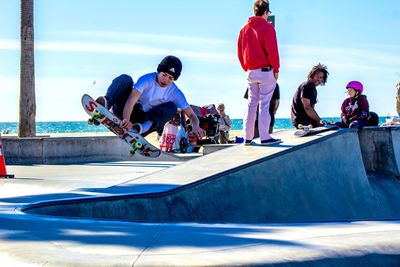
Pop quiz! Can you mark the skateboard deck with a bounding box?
[294,125,339,137]
[81,94,161,158]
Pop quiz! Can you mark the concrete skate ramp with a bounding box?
[24,127,400,223]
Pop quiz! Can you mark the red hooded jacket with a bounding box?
[237,16,280,73]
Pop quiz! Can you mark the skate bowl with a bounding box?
[23,127,400,223]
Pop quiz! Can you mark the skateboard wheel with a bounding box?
[88,118,94,125]
[134,142,143,149]
[93,109,101,117]
[129,150,136,156]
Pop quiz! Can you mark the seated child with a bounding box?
[339,81,369,129]
[216,103,232,144]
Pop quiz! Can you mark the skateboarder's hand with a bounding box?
[121,119,133,130]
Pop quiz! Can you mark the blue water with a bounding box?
[0,117,388,135]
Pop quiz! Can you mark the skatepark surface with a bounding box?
[1,127,400,266]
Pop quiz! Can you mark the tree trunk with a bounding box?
[19,0,36,137]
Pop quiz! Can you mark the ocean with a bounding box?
[0,117,388,135]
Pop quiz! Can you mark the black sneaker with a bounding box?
[244,139,253,146]
[260,138,282,146]
[95,96,108,109]
[131,123,143,134]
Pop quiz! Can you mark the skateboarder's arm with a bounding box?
[301,97,323,125]
[121,90,141,129]
[183,106,206,139]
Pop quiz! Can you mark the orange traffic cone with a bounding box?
[0,134,14,178]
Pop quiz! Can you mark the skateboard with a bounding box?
[294,124,339,137]
[81,94,161,158]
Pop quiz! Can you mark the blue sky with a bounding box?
[1,0,399,122]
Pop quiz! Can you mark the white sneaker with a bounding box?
[132,123,143,134]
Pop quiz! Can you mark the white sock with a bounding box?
[141,120,152,133]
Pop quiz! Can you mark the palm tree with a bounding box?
[19,0,36,137]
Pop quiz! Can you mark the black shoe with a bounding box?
[131,123,143,134]
[244,139,253,146]
[260,138,282,146]
[95,96,108,109]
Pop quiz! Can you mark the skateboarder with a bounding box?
[96,55,205,139]
[291,63,329,129]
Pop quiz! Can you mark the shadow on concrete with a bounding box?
[0,193,94,204]
[0,213,305,250]
[84,162,179,168]
[0,183,179,204]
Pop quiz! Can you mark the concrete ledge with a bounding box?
[203,144,236,155]
[1,136,194,164]
[359,126,400,176]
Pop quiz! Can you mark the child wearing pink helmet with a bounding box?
[339,81,370,129]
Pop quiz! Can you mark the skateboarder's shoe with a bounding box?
[132,123,143,134]
[95,96,109,109]
[260,138,282,146]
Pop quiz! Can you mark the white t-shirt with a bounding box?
[134,72,189,112]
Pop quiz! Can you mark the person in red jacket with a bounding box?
[237,0,280,146]
[339,81,370,129]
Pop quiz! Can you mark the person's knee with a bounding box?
[367,112,379,126]
[113,74,133,86]
[107,74,133,96]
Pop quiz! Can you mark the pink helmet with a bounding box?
[346,81,363,94]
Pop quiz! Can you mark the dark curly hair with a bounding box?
[307,63,329,85]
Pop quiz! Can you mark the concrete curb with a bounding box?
[1,136,199,164]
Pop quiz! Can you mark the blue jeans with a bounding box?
[105,74,133,118]
[105,74,177,136]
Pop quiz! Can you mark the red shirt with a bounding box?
[237,16,280,73]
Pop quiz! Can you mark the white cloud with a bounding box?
[1,34,399,121]
[0,39,18,50]
[63,30,232,47]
